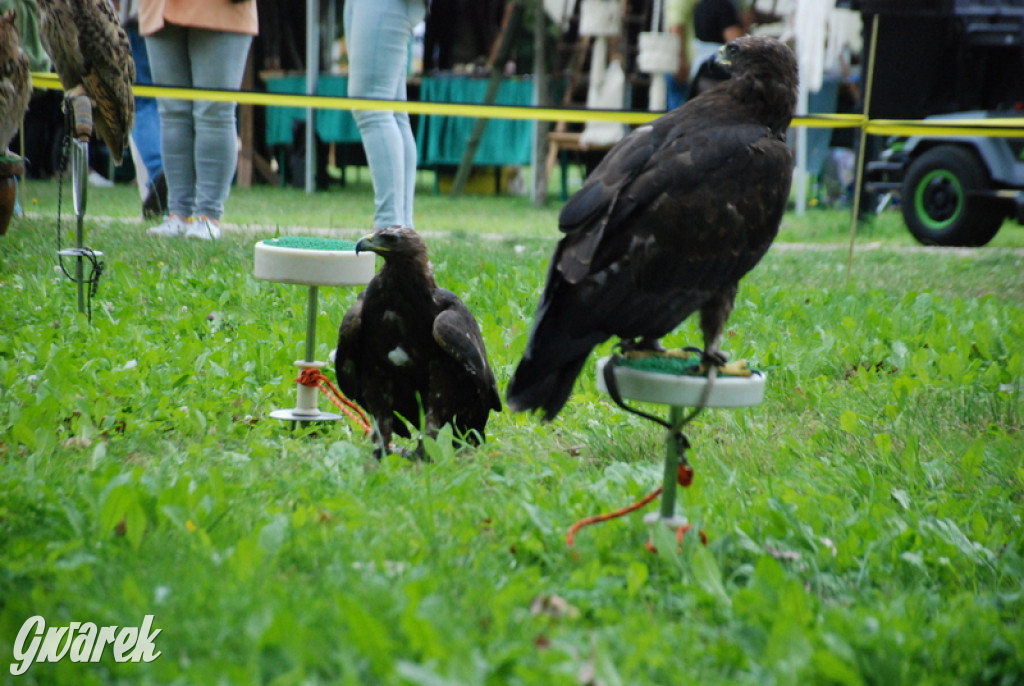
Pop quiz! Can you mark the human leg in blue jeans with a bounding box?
[126,23,167,218]
[128,25,162,182]
[145,25,252,238]
[344,0,426,228]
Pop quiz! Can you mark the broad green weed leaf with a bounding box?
[98,474,135,532]
[394,661,464,686]
[900,551,924,569]
[339,595,400,678]
[10,421,35,448]
[121,575,147,608]
[874,433,892,458]
[690,545,731,608]
[124,497,147,550]
[810,647,862,686]
[625,561,649,596]
[230,536,262,582]
[959,438,985,477]
[88,441,108,470]
[840,410,861,435]
[259,513,290,556]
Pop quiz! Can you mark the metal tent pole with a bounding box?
[305,0,319,195]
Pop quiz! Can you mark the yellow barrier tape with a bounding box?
[866,118,1024,138]
[31,72,1021,136]
[795,113,866,129]
[31,72,863,129]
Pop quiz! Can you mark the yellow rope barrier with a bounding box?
[27,72,883,131]
[30,71,1023,134]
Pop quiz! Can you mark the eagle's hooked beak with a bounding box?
[355,234,379,255]
[716,43,733,68]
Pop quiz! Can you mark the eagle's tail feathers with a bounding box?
[507,353,590,421]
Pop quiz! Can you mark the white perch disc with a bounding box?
[254,237,376,286]
[596,356,766,408]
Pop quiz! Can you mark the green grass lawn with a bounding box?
[1,178,1023,684]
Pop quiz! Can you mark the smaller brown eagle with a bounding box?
[0,10,32,152]
[37,0,135,163]
[335,226,502,459]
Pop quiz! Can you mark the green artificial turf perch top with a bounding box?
[615,351,756,377]
[262,237,358,251]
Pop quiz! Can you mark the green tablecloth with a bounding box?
[416,75,534,167]
[264,75,360,147]
[264,74,535,169]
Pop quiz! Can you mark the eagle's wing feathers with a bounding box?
[433,292,502,412]
[558,124,658,231]
[37,2,79,87]
[625,128,792,294]
[38,0,134,161]
[76,0,134,159]
[334,292,365,401]
[559,121,780,290]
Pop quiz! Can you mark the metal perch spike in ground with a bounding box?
[54,95,104,317]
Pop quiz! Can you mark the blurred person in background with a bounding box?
[344,0,427,228]
[140,0,257,240]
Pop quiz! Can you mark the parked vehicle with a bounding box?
[865,110,1024,246]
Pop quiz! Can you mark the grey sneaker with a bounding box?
[147,214,191,238]
[186,216,221,241]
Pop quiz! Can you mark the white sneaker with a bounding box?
[88,170,114,187]
[147,214,192,238]
[186,216,221,241]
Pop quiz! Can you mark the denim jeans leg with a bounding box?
[188,29,252,221]
[345,0,426,228]
[146,27,196,218]
[128,25,163,182]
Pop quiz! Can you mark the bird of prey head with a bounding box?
[707,35,798,135]
[356,226,428,259]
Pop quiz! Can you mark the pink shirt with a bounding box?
[139,0,258,36]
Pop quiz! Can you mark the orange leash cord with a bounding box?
[295,368,373,435]
[566,463,707,551]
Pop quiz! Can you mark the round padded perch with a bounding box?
[253,237,376,422]
[596,355,766,408]
[254,236,376,286]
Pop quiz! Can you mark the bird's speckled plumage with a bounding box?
[335,227,502,458]
[0,10,32,151]
[508,36,799,420]
[37,0,134,162]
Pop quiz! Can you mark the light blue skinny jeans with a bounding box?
[344,0,426,228]
[145,26,252,221]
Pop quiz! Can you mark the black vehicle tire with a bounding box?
[901,145,1005,247]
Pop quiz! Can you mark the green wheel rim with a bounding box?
[913,169,964,231]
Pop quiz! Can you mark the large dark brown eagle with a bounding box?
[37,0,134,162]
[507,36,798,420]
[335,227,502,459]
[0,10,32,152]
